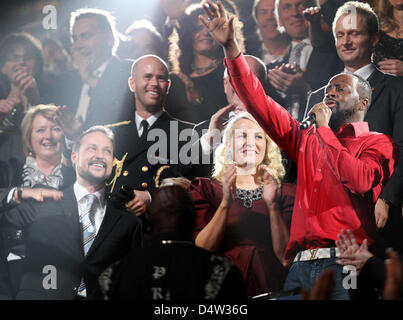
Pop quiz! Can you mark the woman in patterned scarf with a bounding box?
[0,104,74,299]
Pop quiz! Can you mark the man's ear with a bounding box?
[359,97,369,111]
[71,150,78,168]
[128,76,135,93]
[370,32,380,49]
[166,79,171,95]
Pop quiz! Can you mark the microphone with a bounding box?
[300,113,316,129]
[302,84,328,120]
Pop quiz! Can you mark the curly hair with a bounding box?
[212,112,285,187]
[375,0,398,33]
[169,1,245,75]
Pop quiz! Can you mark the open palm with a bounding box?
[200,1,235,48]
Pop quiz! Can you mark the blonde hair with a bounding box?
[21,104,60,157]
[212,112,285,186]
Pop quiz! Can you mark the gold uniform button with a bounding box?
[141,166,149,172]
[123,170,129,176]
[141,182,148,189]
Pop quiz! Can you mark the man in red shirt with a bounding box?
[199,1,398,299]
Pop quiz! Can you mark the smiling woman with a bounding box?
[0,104,75,298]
[189,112,296,297]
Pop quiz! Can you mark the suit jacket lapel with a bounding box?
[86,201,122,257]
[59,186,83,255]
[367,68,386,112]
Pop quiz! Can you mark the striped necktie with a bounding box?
[80,193,98,255]
[78,193,98,294]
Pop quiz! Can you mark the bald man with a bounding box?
[106,55,199,215]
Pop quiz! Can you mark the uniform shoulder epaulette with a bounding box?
[105,120,131,128]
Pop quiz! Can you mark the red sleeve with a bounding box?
[188,178,222,240]
[224,54,302,164]
[316,126,398,200]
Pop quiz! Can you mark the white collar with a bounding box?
[344,63,375,80]
[73,181,105,206]
[291,38,311,48]
[135,110,164,132]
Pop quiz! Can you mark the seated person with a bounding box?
[94,185,247,300]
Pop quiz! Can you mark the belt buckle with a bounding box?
[309,249,318,260]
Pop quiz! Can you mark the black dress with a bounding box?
[373,31,403,67]
[165,64,228,124]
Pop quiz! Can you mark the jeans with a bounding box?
[283,255,351,300]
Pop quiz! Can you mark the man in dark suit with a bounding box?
[304,2,403,250]
[51,8,133,130]
[1,126,142,299]
[264,0,343,121]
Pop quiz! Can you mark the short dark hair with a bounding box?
[70,8,119,55]
[0,32,43,75]
[332,1,379,38]
[72,125,115,153]
[148,185,196,238]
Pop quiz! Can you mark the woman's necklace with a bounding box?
[191,59,220,75]
[235,184,264,209]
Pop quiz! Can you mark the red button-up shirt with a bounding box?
[225,54,398,260]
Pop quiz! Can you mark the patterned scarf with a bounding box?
[22,156,64,189]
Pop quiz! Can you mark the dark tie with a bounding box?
[140,120,149,140]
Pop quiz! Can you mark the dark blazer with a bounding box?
[1,185,142,300]
[107,111,200,196]
[50,56,134,130]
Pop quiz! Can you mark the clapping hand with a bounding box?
[222,164,236,205]
[260,165,279,206]
[335,229,373,275]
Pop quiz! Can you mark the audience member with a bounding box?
[201,0,398,299]
[253,0,291,65]
[159,176,191,189]
[373,0,403,76]
[0,33,53,162]
[42,37,74,76]
[94,185,247,300]
[1,126,142,299]
[166,1,245,123]
[0,104,74,299]
[336,229,403,299]
[190,112,295,297]
[51,8,133,131]
[266,0,342,121]
[103,54,201,218]
[119,19,165,61]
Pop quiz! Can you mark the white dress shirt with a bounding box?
[74,181,106,234]
[344,63,376,81]
[135,110,163,137]
[76,59,110,122]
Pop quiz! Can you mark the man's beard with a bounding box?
[328,108,355,133]
[77,160,109,186]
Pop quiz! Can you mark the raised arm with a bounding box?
[200,1,302,163]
